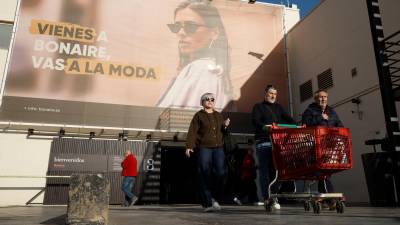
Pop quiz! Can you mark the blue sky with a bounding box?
[258,0,321,18]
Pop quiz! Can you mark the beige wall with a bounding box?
[0,133,51,206]
[0,0,17,105]
[0,24,13,94]
[0,0,35,207]
[284,6,300,31]
[288,0,400,203]
[0,0,18,21]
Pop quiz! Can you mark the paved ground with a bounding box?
[0,205,399,225]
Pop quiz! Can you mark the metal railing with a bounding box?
[0,175,71,205]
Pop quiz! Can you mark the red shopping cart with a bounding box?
[266,124,352,214]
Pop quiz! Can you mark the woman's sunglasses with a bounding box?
[205,98,215,102]
[167,21,208,34]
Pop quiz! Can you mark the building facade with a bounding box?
[288,0,400,202]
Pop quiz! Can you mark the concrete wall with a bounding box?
[0,0,35,207]
[288,0,400,203]
[284,5,300,32]
[0,0,17,103]
[0,0,18,21]
[0,133,52,206]
[0,24,12,90]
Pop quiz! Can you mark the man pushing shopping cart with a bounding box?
[252,86,352,214]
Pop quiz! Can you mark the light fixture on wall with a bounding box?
[118,131,128,141]
[351,98,361,104]
[118,132,124,141]
[351,97,363,120]
[89,132,95,139]
[59,128,65,138]
[27,128,34,137]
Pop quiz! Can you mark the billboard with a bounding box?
[0,0,288,131]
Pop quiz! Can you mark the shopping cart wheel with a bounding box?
[264,199,275,212]
[303,201,311,212]
[336,201,345,214]
[312,202,322,214]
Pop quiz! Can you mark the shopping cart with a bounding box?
[265,124,352,214]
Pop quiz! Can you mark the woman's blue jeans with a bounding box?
[197,147,226,208]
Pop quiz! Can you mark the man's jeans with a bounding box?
[255,141,279,200]
[121,176,136,203]
[197,147,226,208]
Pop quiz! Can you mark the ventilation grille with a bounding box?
[317,68,334,90]
[299,80,313,102]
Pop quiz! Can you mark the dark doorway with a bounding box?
[159,142,258,205]
[159,144,200,204]
[362,152,400,206]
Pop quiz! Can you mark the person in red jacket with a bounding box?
[121,150,138,207]
[233,148,258,205]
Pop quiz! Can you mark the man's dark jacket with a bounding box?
[301,102,343,127]
[251,101,296,142]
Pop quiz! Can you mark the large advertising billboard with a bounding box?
[0,0,288,131]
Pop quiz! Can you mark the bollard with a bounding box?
[66,174,110,225]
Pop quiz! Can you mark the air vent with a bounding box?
[317,68,334,90]
[300,80,313,102]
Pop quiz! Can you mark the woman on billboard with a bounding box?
[157,0,234,111]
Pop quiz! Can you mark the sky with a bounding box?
[258,0,321,18]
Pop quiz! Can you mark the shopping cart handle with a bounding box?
[272,123,303,128]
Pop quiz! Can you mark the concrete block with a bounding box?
[66,174,110,225]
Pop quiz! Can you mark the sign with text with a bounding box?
[1,0,290,131]
[48,154,108,172]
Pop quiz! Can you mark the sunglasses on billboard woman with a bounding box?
[167,21,209,34]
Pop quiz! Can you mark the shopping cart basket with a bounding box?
[266,124,352,214]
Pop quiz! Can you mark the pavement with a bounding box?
[0,204,400,225]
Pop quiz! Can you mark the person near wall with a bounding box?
[301,89,344,201]
[121,150,138,207]
[185,92,230,212]
[251,85,296,210]
[233,148,259,205]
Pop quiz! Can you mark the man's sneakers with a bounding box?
[265,198,281,211]
[212,198,221,210]
[271,201,281,210]
[128,196,138,206]
[204,199,222,212]
[233,197,243,205]
[203,206,215,212]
